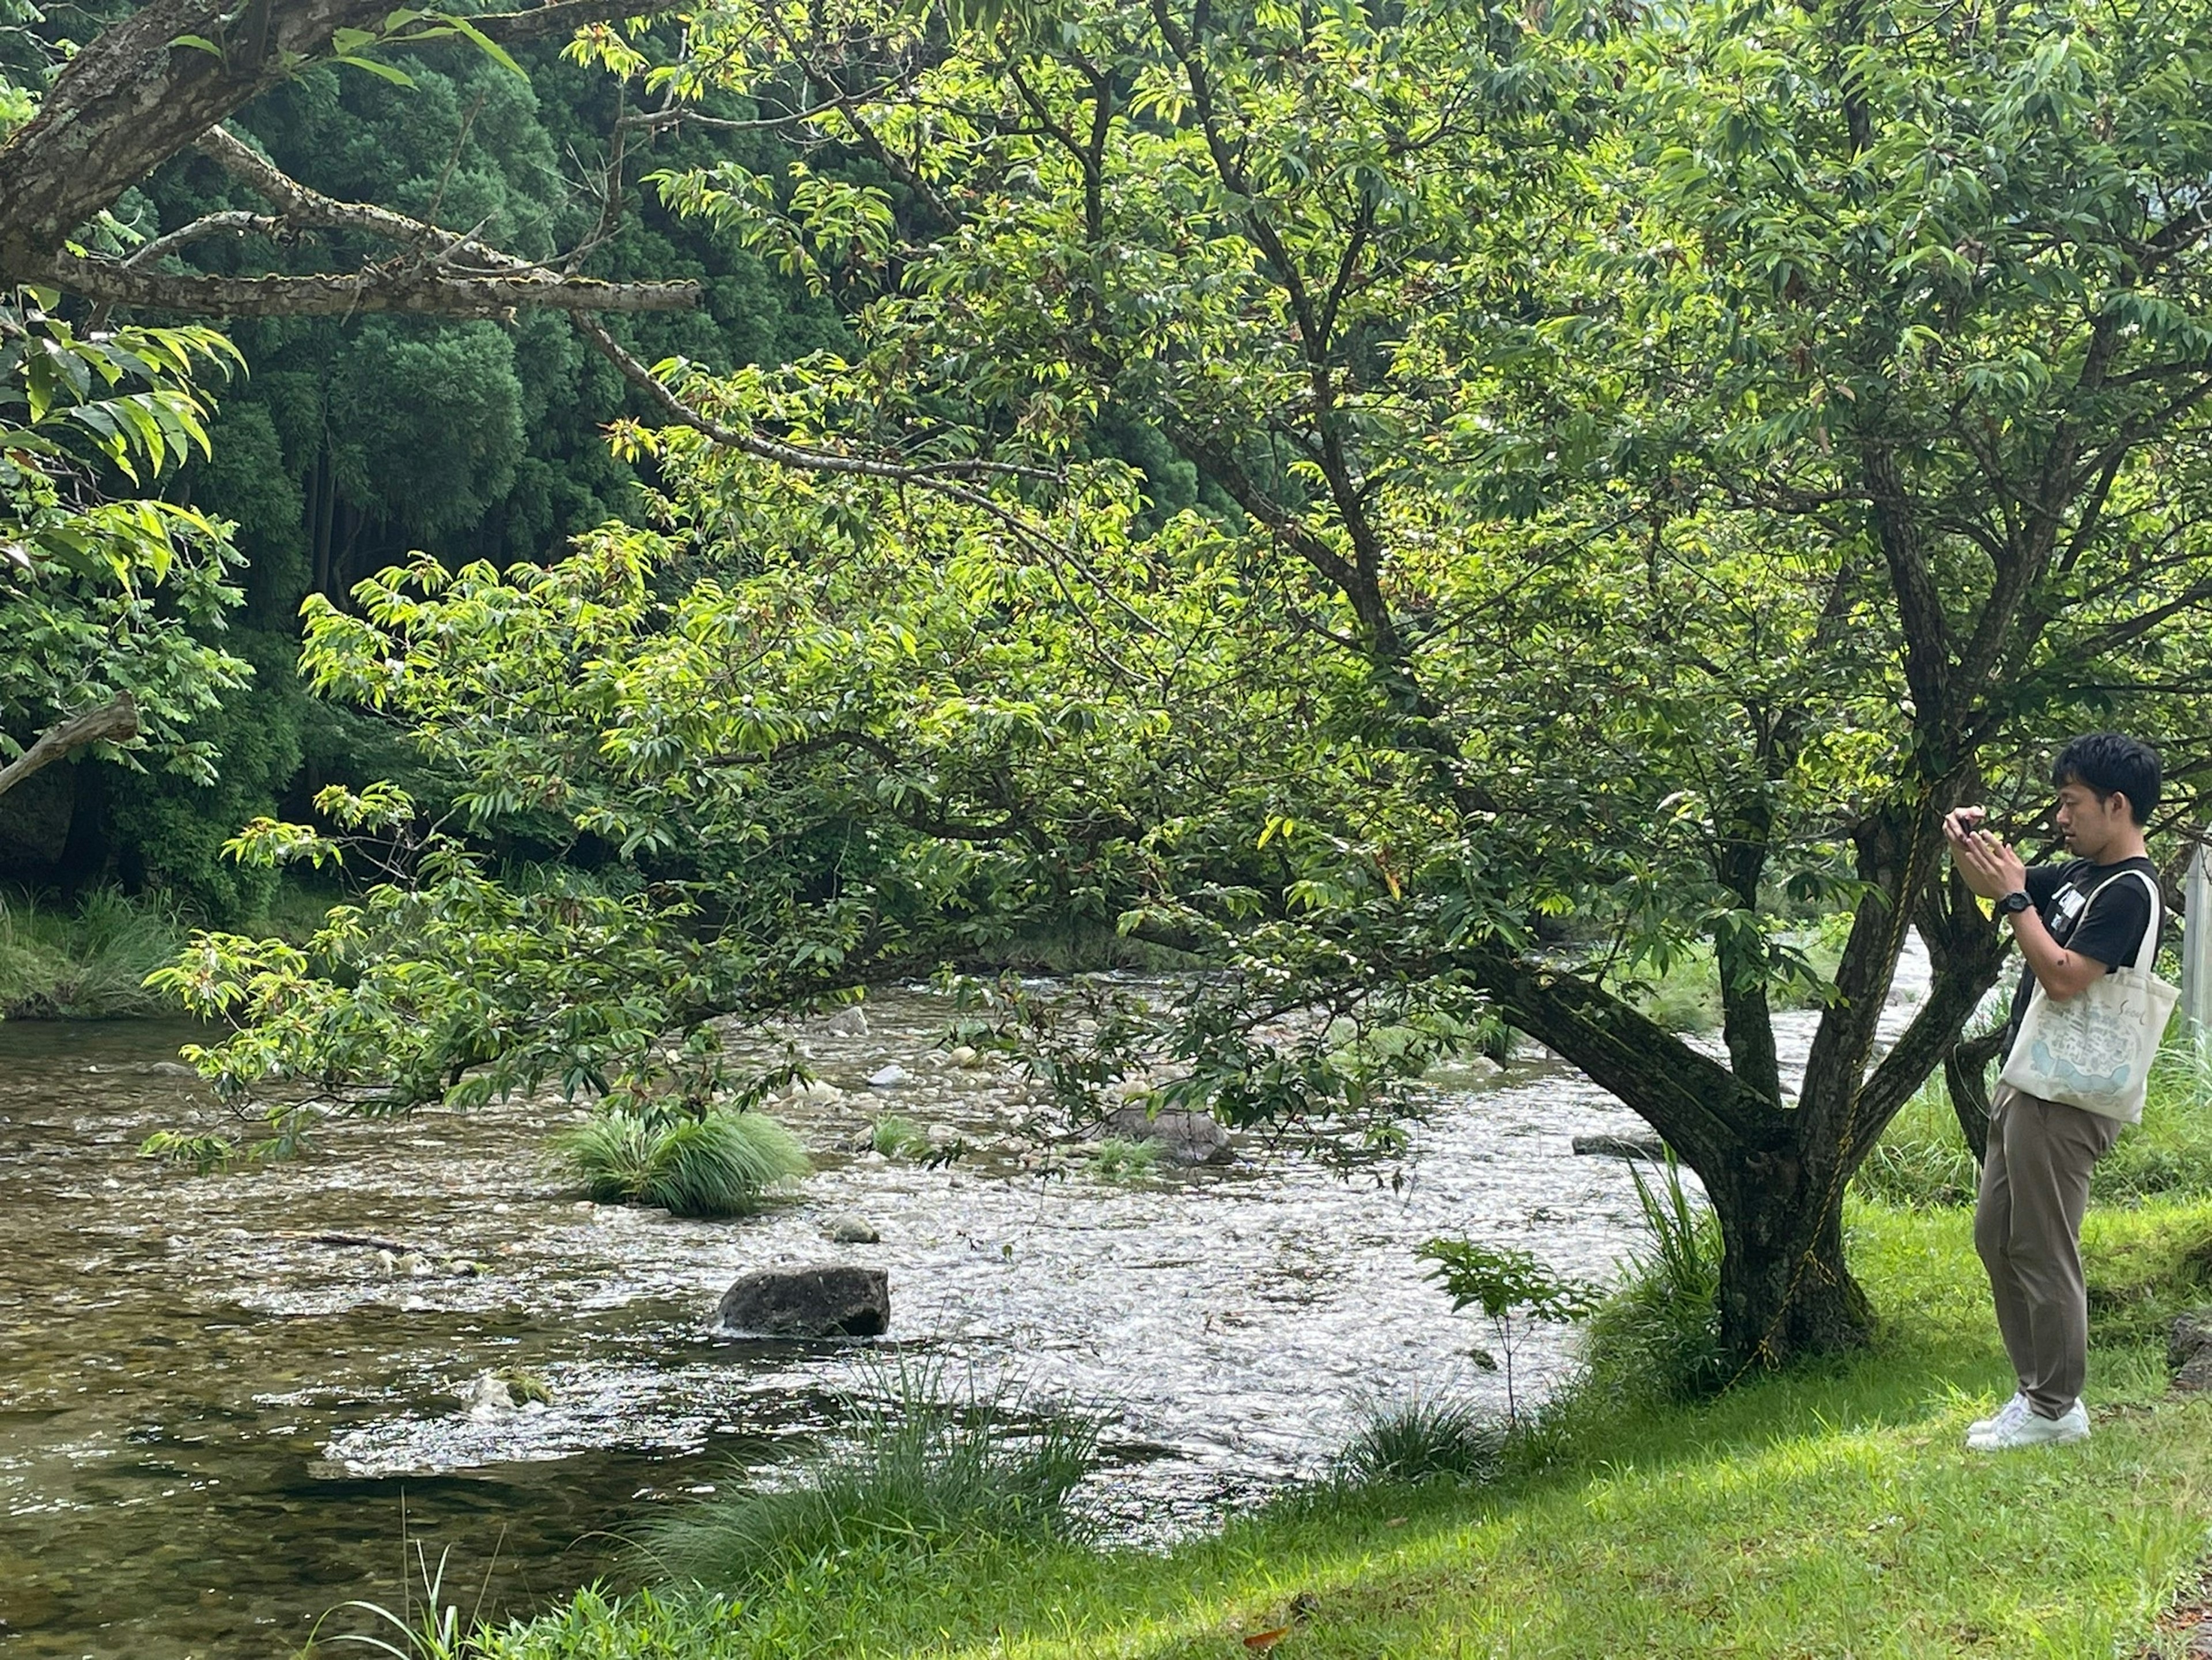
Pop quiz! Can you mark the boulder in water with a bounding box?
[717,1265,890,1337]
[1092,1104,1231,1165]
[822,1006,869,1037]
[824,1214,881,1244]
[1571,1132,1667,1161]
[866,1064,910,1089]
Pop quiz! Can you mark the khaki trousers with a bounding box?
[1974,1083,2123,1419]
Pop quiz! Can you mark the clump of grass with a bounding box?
[556,1109,810,1218]
[1580,1153,1727,1407]
[640,1366,1103,1591]
[0,885,186,1018]
[869,1115,931,1159]
[1334,1396,1501,1487]
[1852,1083,1980,1209]
[1087,1135,1161,1181]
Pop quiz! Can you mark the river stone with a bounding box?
[1092,1105,1232,1165]
[717,1265,889,1337]
[2172,1307,2212,1391]
[822,1006,869,1037]
[1571,1132,1667,1161]
[824,1214,881,1244]
[866,1063,910,1089]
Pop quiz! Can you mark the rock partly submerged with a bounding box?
[717,1265,890,1337]
[1090,1104,1233,1165]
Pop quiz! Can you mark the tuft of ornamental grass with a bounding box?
[1334,1394,1502,1487]
[639,1365,1103,1592]
[869,1115,932,1159]
[1086,1135,1162,1181]
[1578,1153,1728,1408]
[556,1108,810,1218]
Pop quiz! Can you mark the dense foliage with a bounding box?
[0,294,250,808]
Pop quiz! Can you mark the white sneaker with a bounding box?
[1968,1399,2090,1451]
[1967,1393,2029,1441]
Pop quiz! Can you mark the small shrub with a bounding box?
[1087,1135,1161,1181]
[1580,1154,1727,1406]
[1335,1396,1501,1487]
[1418,1238,1599,1423]
[557,1109,809,1218]
[869,1115,931,1159]
[639,1366,1102,1591]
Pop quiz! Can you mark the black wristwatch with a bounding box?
[1997,889,2033,916]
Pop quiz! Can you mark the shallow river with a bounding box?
[0,955,1927,1657]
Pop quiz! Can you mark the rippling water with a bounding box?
[0,949,1927,1657]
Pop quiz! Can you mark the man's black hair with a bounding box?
[2050,732,2161,825]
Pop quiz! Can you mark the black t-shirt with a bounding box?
[2002,855,2162,1059]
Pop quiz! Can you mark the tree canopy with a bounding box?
[111,0,2212,1365]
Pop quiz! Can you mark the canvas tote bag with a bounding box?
[1999,868,2179,1124]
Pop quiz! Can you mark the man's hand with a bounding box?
[1945,809,2028,902]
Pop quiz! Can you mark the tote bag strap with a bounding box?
[2075,866,2163,974]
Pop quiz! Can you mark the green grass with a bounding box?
[555,1109,810,1218]
[461,1192,2212,1659]
[0,885,187,1018]
[0,880,344,1020]
[869,1115,933,1159]
[1088,1135,1164,1181]
[1857,1048,2212,1210]
[634,1366,1103,1593]
[1333,1396,1502,1487]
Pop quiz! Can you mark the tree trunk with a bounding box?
[1703,1146,1873,1365]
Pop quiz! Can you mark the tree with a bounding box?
[160,0,2212,1368]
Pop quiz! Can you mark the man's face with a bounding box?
[2053,780,2131,858]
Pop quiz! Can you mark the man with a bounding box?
[1944,732,2164,1451]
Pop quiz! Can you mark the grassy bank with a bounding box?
[0,883,334,1019]
[397,1189,2212,1660]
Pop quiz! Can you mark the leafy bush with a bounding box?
[1580,1155,1728,1407]
[556,1109,809,1218]
[1334,1396,1502,1487]
[1418,1238,1599,1422]
[639,1368,1102,1591]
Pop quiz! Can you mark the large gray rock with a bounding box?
[1572,1132,1667,1161]
[717,1265,889,1337]
[1092,1105,1232,1165]
[2172,1307,2212,1392]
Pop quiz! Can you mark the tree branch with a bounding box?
[47,255,698,317]
[0,694,138,802]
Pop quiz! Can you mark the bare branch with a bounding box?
[0,694,138,802]
[48,256,697,317]
[123,209,285,268]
